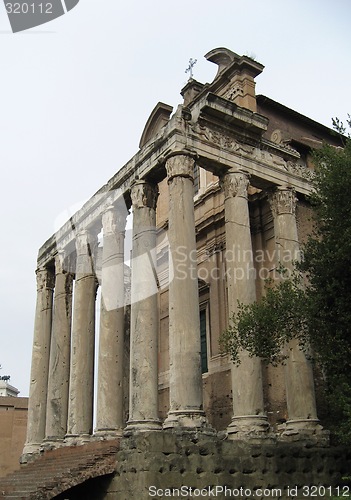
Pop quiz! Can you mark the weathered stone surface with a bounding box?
[22,48,349,498]
[108,432,351,499]
[221,170,269,439]
[126,180,161,431]
[66,230,98,439]
[45,252,73,443]
[163,155,208,430]
[23,267,54,457]
[96,205,127,435]
[269,187,326,442]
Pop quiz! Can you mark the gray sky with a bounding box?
[1,0,350,396]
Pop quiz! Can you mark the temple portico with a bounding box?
[23,48,331,461]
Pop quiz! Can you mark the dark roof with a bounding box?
[256,94,340,141]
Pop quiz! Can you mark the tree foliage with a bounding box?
[219,269,308,366]
[220,117,351,443]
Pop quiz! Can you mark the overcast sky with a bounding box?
[1,0,350,396]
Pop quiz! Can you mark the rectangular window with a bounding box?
[200,308,208,373]
[193,164,200,195]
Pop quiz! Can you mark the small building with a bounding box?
[0,380,20,398]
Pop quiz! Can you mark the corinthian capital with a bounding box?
[54,250,67,276]
[36,267,55,291]
[131,180,159,210]
[102,205,128,235]
[220,170,249,200]
[75,229,97,257]
[165,155,195,181]
[269,187,297,217]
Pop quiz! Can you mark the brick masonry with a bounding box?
[0,432,350,499]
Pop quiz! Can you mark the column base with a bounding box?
[22,442,41,454]
[64,433,93,446]
[124,419,162,435]
[41,437,65,451]
[163,410,214,433]
[20,442,42,463]
[94,428,123,439]
[278,419,330,446]
[226,415,274,442]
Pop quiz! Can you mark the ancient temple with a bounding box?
[4,48,350,498]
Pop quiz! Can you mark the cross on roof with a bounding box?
[185,58,197,80]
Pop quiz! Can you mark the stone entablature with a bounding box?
[36,91,310,269]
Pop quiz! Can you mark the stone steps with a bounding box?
[0,439,120,499]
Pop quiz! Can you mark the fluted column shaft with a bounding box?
[45,252,73,443]
[163,155,207,430]
[126,180,161,431]
[67,229,97,439]
[96,205,127,435]
[222,170,268,439]
[269,187,320,434]
[23,267,54,457]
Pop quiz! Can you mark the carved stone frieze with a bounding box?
[131,180,159,210]
[285,161,313,180]
[190,121,313,182]
[258,149,287,169]
[223,82,244,101]
[270,129,299,156]
[190,123,312,183]
[220,170,250,199]
[165,155,195,181]
[269,187,297,217]
[190,122,255,156]
[270,129,284,145]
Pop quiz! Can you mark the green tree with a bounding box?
[301,117,351,443]
[220,117,351,443]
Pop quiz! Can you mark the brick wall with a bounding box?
[0,397,28,477]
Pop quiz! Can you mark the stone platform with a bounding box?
[109,431,350,500]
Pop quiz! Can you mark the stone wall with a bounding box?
[104,431,351,499]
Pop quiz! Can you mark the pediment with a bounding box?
[139,102,173,149]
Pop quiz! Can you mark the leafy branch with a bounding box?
[219,268,308,366]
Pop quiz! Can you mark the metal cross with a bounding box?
[185,58,197,80]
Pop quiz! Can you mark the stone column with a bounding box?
[125,180,162,431]
[22,267,54,458]
[269,187,324,440]
[45,251,73,444]
[221,169,269,440]
[66,229,97,441]
[163,154,208,430]
[95,205,127,436]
